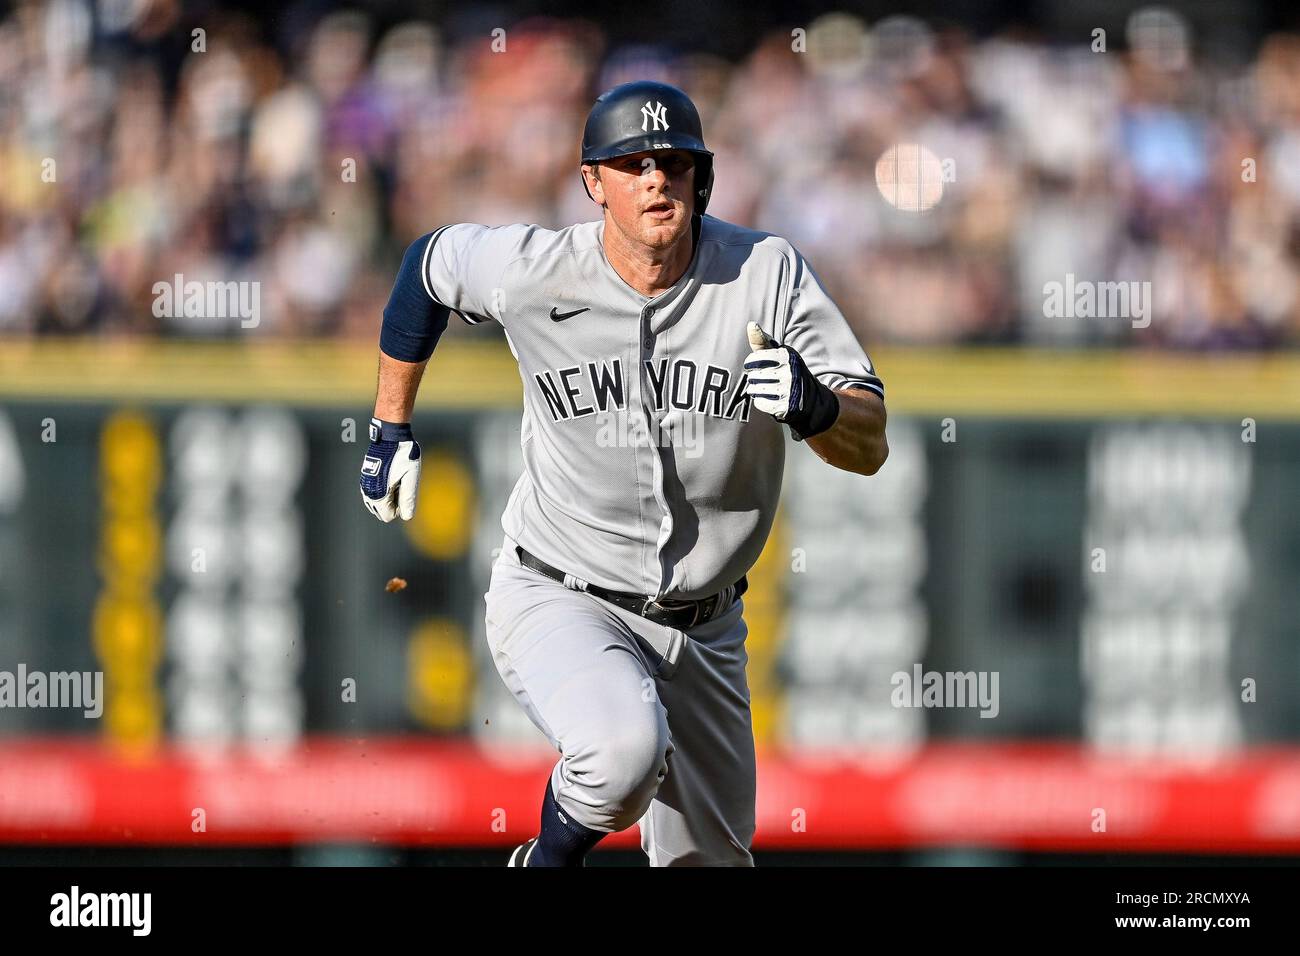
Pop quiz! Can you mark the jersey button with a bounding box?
[643,335,653,349]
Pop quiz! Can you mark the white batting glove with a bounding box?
[743,322,840,441]
[359,418,422,522]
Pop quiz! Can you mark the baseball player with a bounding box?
[360,81,888,866]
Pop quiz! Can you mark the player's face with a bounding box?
[586,150,696,250]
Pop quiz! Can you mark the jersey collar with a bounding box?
[595,214,706,307]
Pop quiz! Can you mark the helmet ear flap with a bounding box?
[694,155,715,217]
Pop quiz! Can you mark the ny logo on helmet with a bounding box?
[640,101,669,132]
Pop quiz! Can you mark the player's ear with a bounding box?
[581,163,606,207]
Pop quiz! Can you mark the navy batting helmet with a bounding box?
[579,80,715,217]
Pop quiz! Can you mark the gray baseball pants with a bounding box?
[483,533,756,866]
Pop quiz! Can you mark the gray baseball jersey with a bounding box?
[421,214,884,600]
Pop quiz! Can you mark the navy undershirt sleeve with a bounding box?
[379,232,451,362]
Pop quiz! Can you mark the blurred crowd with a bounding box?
[2,1,1300,348]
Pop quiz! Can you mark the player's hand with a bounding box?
[743,322,840,442]
[359,417,422,522]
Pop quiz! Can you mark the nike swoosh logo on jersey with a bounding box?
[549,307,590,322]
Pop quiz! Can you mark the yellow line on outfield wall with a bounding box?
[0,339,523,409]
[881,348,1300,420]
[0,340,1296,418]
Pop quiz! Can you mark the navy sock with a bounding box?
[526,779,606,867]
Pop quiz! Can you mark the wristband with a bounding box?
[786,369,840,442]
[369,417,414,442]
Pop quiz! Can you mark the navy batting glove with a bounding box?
[743,322,840,441]
[360,417,422,522]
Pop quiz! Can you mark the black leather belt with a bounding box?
[515,546,746,630]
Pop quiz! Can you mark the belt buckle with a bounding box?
[642,597,701,629]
